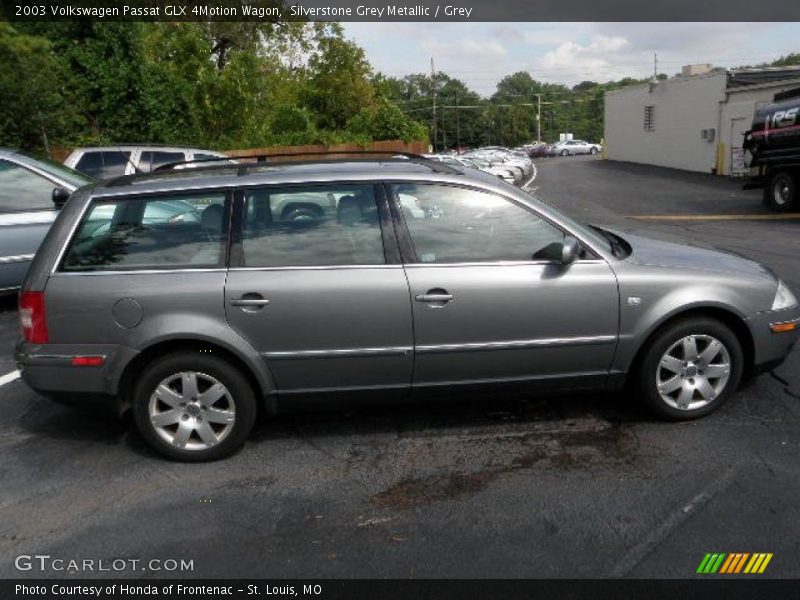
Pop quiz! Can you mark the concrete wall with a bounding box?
[604,73,727,173]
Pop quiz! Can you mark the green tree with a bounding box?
[346,98,427,142]
[0,23,74,151]
[304,33,375,130]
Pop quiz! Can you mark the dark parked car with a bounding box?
[15,156,800,461]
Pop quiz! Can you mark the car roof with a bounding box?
[88,158,508,199]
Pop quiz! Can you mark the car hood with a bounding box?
[614,230,774,280]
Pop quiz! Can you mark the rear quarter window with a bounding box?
[60,192,228,272]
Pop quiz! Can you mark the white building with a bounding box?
[604,65,800,176]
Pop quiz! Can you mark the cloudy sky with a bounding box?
[343,22,800,95]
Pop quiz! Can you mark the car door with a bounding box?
[390,182,619,392]
[224,182,413,396]
[0,159,61,291]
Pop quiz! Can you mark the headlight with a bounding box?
[772,280,798,310]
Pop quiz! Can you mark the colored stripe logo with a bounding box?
[697,553,773,574]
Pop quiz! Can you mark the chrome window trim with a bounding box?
[403,259,605,268]
[51,268,228,277]
[415,335,617,354]
[0,253,35,265]
[264,346,413,360]
[232,264,403,272]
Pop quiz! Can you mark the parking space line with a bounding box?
[609,467,738,577]
[0,370,20,387]
[627,213,800,221]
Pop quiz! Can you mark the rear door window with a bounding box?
[60,192,228,272]
[74,151,131,179]
[0,160,57,212]
[239,184,386,267]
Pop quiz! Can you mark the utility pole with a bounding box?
[455,91,461,151]
[431,57,437,152]
[535,94,542,143]
[654,51,658,80]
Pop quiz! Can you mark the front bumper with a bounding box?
[745,305,800,368]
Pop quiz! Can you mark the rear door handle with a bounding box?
[415,294,454,302]
[415,288,454,306]
[230,299,270,307]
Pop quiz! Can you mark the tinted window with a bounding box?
[0,160,57,212]
[139,151,186,172]
[395,184,566,263]
[61,192,227,271]
[75,151,131,179]
[241,184,385,267]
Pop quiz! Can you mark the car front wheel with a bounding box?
[637,318,743,420]
[132,352,257,461]
[560,149,569,156]
[590,147,599,155]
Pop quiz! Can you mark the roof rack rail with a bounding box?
[153,150,463,175]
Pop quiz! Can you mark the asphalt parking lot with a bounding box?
[1,155,798,579]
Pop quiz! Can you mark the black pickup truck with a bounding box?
[743,96,800,211]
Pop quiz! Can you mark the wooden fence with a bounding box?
[224,139,429,161]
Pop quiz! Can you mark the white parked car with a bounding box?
[64,146,230,180]
[426,154,517,184]
[553,140,602,156]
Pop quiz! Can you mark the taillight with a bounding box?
[19,291,48,344]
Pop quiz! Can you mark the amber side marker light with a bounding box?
[71,356,106,367]
[770,321,798,334]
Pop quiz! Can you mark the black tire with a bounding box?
[132,352,257,461]
[636,317,743,421]
[764,171,796,212]
[560,149,569,156]
[590,147,599,155]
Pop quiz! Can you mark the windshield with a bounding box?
[20,152,94,187]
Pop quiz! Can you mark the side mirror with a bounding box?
[561,236,580,264]
[52,187,71,209]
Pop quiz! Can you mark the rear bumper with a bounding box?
[745,305,800,369]
[14,340,138,399]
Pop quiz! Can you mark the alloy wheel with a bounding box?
[148,371,236,450]
[656,334,731,410]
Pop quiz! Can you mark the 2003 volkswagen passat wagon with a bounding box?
[15,154,800,461]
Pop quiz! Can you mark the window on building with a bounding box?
[644,105,655,132]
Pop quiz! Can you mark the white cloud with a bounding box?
[423,38,508,60]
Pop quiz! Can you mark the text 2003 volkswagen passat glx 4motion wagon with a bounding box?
[15,155,800,461]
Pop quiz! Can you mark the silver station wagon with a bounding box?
[15,154,800,461]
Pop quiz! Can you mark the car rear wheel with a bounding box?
[560,149,569,156]
[765,171,796,212]
[132,352,257,461]
[637,318,743,420]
